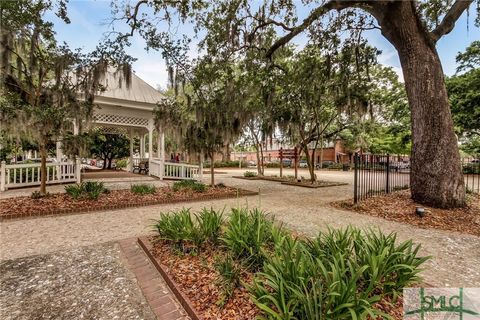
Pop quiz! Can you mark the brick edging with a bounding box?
[138,236,202,320]
[0,189,258,222]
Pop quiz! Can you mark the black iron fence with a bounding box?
[353,153,479,203]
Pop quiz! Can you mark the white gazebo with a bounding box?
[0,70,201,192]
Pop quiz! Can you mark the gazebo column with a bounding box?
[56,138,63,180]
[157,126,165,180]
[148,120,154,176]
[140,134,145,159]
[72,120,81,183]
[127,129,134,172]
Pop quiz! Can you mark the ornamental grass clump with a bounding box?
[214,254,242,305]
[130,183,156,195]
[249,226,430,319]
[154,207,224,252]
[243,171,257,177]
[65,181,108,200]
[221,208,278,270]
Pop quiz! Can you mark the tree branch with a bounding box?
[430,0,473,42]
[265,0,367,58]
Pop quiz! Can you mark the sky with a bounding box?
[49,0,480,89]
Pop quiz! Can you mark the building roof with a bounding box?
[96,70,164,106]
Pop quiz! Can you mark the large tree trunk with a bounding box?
[376,3,465,208]
[39,144,47,195]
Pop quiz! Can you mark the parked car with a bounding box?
[389,161,410,171]
[247,160,256,167]
[299,160,308,168]
[281,158,292,168]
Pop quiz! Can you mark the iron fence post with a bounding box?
[354,153,358,204]
[386,154,390,193]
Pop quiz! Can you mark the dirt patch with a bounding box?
[0,186,256,220]
[331,191,480,237]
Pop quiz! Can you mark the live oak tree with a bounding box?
[0,0,132,195]
[258,0,478,207]
[116,0,478,207]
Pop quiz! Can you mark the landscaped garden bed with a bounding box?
[0,181,257,220]
[331,190,480,237]
[234,172,347,188]
[280,179,348,188]
[139,207,429,320]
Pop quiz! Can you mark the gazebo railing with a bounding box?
[1,161,79,191]
[149,159,200,180]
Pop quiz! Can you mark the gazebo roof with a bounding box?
[97,70,164,106]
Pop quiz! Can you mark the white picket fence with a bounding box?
[149,159,201,180]
[0,161,79,191]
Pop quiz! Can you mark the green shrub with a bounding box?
[130,183,156,195]
[116,159,128,169]
[250,226,429,319]
[214,254,242,305]
[65,181,108,200]
[172,179,206,192]
[197,208,224,243]
[154,208,197,248]
[83,181,108,200]
[65,183,84,200]
[31,191,49,199]
[265,162,281,168]
[221,208,276,270]
[154,207,224,251]
[204,160,245,168]
[243,171,257,178]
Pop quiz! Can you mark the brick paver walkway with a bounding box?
[119,238,190,320]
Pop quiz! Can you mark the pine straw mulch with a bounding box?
[0,186,248,219]
[149,236,404,320]
[150,238,259,320]
[330,190,480,237]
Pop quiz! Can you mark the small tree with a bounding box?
[89,132,130,169]
[0,0,131,195]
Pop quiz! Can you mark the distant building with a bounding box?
[231,139,352,164]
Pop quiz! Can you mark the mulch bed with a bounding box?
[141,236,259,320]
[0,186,257,221]
[331,190,480,237]
[139,236,403,320]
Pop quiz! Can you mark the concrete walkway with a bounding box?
[1,168,479,319]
